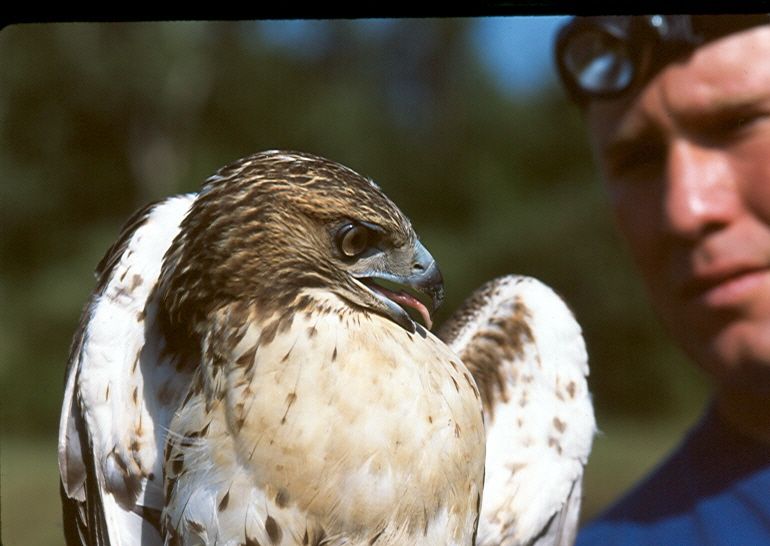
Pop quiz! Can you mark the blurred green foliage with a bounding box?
[0,20,708,543]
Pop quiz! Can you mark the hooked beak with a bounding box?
[353,240,444,332]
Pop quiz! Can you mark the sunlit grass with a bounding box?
[1,436,63,546]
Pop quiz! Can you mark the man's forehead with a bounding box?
[588,26,770,148]
[668,26,770,106]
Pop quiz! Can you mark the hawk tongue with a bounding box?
[374,285,433,330]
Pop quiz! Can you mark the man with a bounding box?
[555,15,770,544]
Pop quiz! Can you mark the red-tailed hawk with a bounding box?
[58,150,594,546]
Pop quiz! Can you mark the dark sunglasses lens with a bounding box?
[563,29,634,96]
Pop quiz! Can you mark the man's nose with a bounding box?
[664,138,740,239]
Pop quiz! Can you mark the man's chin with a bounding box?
[679,319,770,393]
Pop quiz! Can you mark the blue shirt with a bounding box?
[577,406,770,545]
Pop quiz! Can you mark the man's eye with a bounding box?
[700,110,770,144]
[721,113,768,137]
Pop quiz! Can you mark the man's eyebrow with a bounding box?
[604,95,770,158]
[675,95,770,132]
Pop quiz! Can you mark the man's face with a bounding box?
[587,27,770,390]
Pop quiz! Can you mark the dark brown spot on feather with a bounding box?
[187,519,205,534]
[454,422,461,437]
[265,515,282,544]
[370,529,385,544]
[567,381,576,399]
[296,294,313,311]
[245,536,262,546]
[281,347,293,362]
[218,490,230,512]
[278,313,294,334]
[332,346,337,361]
[167,526,182,546]
[187,426,203,439]
[548,437,563,454]
[451,376,459,392]
[165,475,177,500]
[137,309,146,322]
[554,417,566,433]
[237,345,258,368]
[171,456,184,475]
[132,386,138,405]
[259,320,280,346]
[105,384,110,401]
[281,392,298,424]
[275,488,289,508]
[462,372,479,399]
[131,273,144,290]
[307,325,317,338]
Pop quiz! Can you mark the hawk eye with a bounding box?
[338,224,369,257]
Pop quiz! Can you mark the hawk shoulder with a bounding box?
[439,275,596,546]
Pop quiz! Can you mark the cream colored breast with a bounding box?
[223,295,485,543]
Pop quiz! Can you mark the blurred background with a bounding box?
[0,18,709,545]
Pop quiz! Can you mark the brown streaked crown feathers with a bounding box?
[158,150,414,349]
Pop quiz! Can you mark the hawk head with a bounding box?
[158,150,444,347]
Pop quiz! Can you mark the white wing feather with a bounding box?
[439,275,596,546]
[58,194,195,546]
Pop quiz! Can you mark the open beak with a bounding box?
[355,240,444,332]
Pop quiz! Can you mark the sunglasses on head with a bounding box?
[555,14,770,106]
